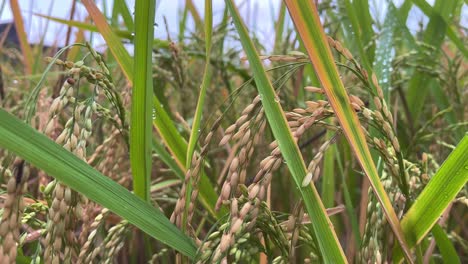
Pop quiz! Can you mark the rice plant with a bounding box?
[0,0,466,263]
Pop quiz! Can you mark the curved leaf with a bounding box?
[0,108,197,258]
[394,134,468,262]
[226,1,347,262]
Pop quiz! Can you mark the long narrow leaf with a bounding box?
[130,0,156,200]
[34,13,170,49]
[394,134,468,262]
[153,97,188,169]
[352,0,374,61]
[0,108,197,258]
[283,1,413,262]
[186,0,213,169]
[152,138,185,179]
[341,0,371,71]
[184,0,213,227]
[431,224,461,264]
[186,0,203,32]
[114,0,134,31]
[226,1,347,262]
[34,13,133,39]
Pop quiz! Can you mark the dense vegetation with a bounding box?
[0,0,466,263]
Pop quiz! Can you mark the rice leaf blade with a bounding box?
[431,224,461,264]
[130,0,156,200]
[394,134,468,262]
[184,0,214,228]
[226,1,347,262]
[0,108,197,258]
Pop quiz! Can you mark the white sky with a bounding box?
[0,0,281,49]
[0,0,466,50]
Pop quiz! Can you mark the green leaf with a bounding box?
[34,13,170,49]
[0,108,197,258]
[352,0,375,61]
[186,0,213,169]
[130,0,156,200]
[113,0,134,31]
[394,134,468,262]
[152,97,188,168]
[321,130,336,208]
[341,0,372,71]
[432,224,461,264]
[153,138,185,180]
[184,0,214,228]
[226,1,347,262]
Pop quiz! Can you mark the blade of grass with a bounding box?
[34,13,133,39]
[393,134,468,262]
[398,0,413,20]
[186,0,203,32]
[186,0,213,172]
[431,224,461,264]
[0,108,197,258]
[34,13,170,49]
[352,0,375,61]
[226,1,347,262]
[284,1,413,262]
[184,0,213,228]
[341,0,372,71]
[130,0,156,201]
[321,129,336,209]
[153,97,187,169]
[152,138,185,180]
[10,0,33,74]
[114,0,134,31]
[151,179,181,193]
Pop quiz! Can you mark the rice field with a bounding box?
[0,0,466,263]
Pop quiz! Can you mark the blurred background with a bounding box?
[1,0,466,51]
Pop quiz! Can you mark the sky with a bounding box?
[0,0,282,49]
[0,0,466,51]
